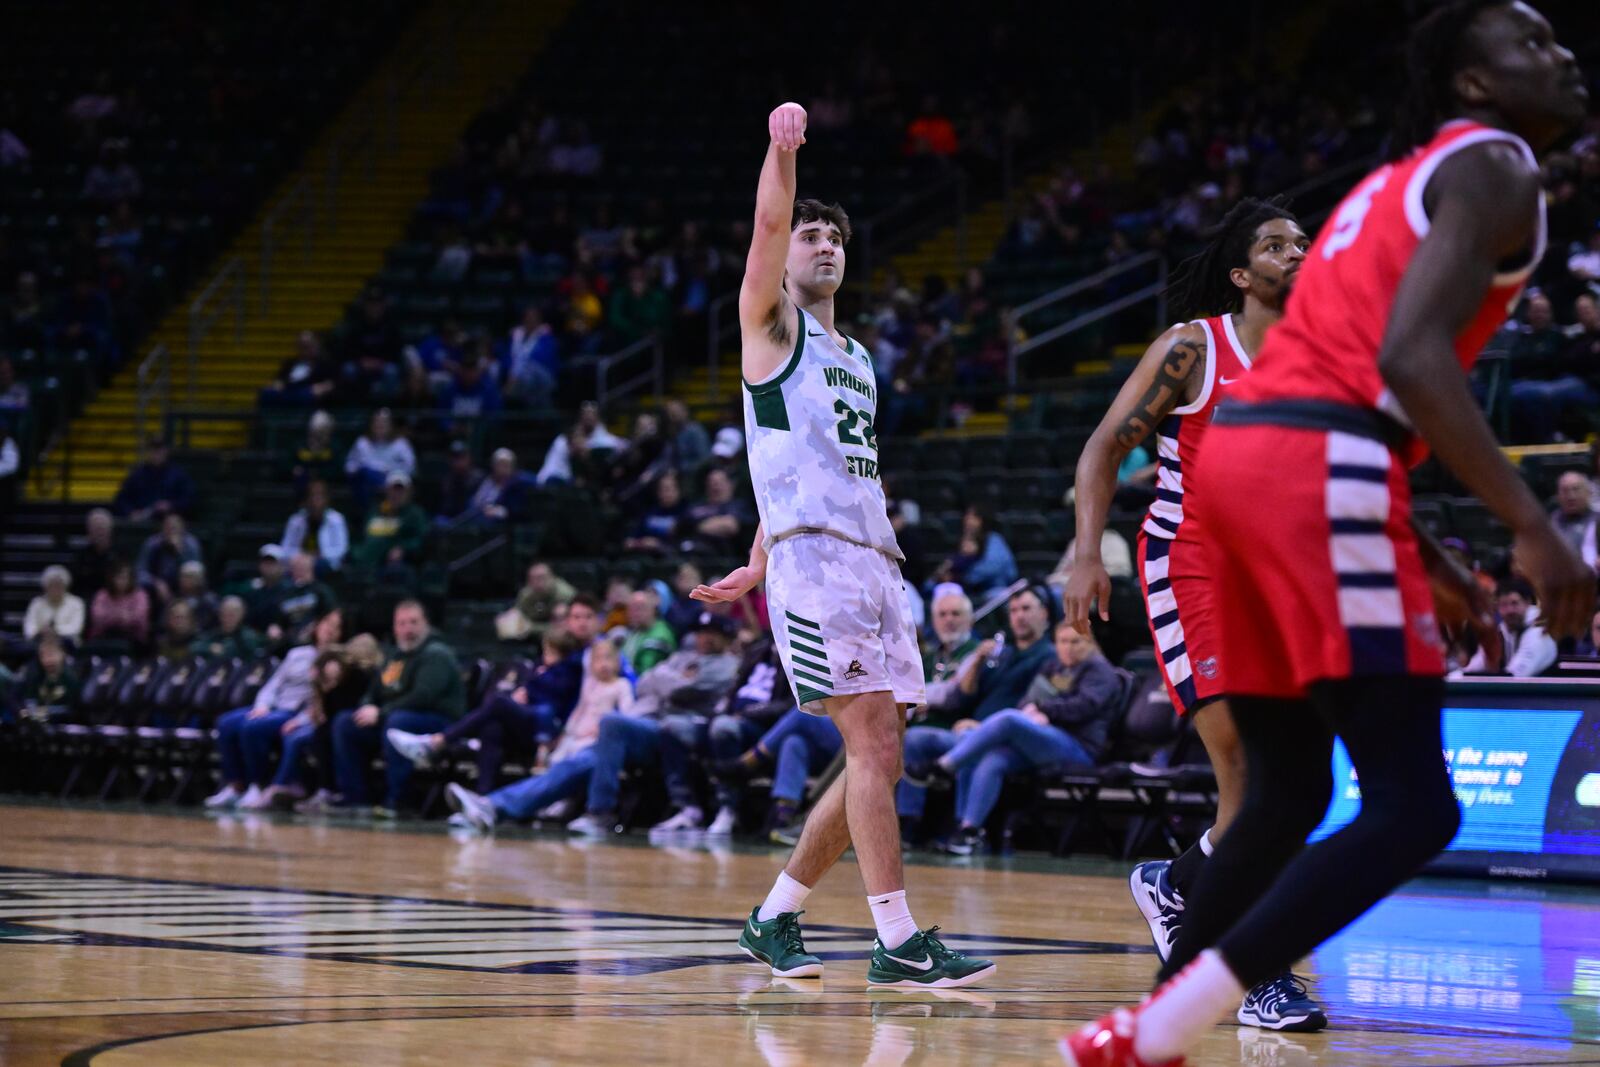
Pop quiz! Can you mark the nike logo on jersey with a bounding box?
[884,952,935,971]
[808,330,827,337]
[1219,376,1242,386]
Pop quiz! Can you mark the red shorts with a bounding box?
[1190,423,1445,698]
[1136,528,1226,716]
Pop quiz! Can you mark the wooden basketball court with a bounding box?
[2,802,1598,1065]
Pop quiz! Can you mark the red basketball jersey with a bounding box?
[1233,120,1544,465]
[1143,313,1255,542]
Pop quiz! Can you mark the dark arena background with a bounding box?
[2,1,1600,1063]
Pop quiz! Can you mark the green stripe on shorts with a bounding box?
[792,668,833,690]
[785,610,823,632]
[789,632,827,657]
[791,654,831,677]
[797,685,830,705]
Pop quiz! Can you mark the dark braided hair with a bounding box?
[1390,0,1506,158]
[1163,197,1300,323]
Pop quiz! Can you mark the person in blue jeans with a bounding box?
[898,586,1055,833]
[923,621,1124,856]
[203,608,343,811]
[713,708,842,835]
[447,616,739,834]
[328,600,465,816]
[654,633,795,836]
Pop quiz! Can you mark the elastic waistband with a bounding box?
[1211,399,1410,452]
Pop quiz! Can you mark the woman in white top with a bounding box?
[343,408,415,510]
[24,566,86,644]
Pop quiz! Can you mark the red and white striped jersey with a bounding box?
[1143,313,1255,542]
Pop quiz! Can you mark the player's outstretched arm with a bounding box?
[1063,323,1205,633]
[1378,143,1593,639]
[739,103,806,384]
[691,521,768,604]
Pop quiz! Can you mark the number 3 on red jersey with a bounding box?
[1321,167,1393,261]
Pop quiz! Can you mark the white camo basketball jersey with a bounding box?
[742,305,902,559]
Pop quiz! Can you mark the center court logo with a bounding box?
[0,868,1092,976]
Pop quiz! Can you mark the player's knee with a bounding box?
[846,728,903,781]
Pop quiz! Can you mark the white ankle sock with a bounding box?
[867,889,919,948]
[1135,949,1246,1063]
[1199,828,1216,856]
[757,870,812,922]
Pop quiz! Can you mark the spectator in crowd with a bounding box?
[501,562,576,642]
[351,472,428,577]
[1566,292,1600,367]
[340,289,402,402]
[0,353,29,414]
[608,264,671,344]
[87,559,150,650]
[619,588,677,674]
[155,601,198,659]
[57,275,117,368]
[1569,224,1600,291]
[0,420,17,513]
[624,470,687,555]
[930,506,1018,601]
[16,634,80,721]
[609,413,670,507]
[242,545,291,632]
[436,440,486,522]
[663,398,709,477]
[1552,472,1598,558]
[24,566,86,646]
[680,466,752,555]
[537,400,624,485]
[205,608,345,810]
[449,613,738,834]
[415,319,468,383]
[562,612,741,834]
[260,331,337,408]
[82,139,141,203]
[287,411,341,493]
[191,596,263,660]
[73,509,117,602]
[174,561,218,632]
[288,636,383,813]
[1574,609,1600,658]
[601,576,635,634]
[329,600,466,816]
[905,95,959,157]
[664,562,705,636]
[692,634,797,836]
[1509,291,1599,442]
[6,272,46,349]
[899,586,1055,828]
[444,637,636,832]
[467,447,536,525]
[389,629,586,793]
[1455,578,1560,678]
[135,512,202,603]
[438,342,502,423]
[898,585,981,837]
[112,436,193,520]
[268,553,336,648]
[927,622,1123,855]
[705,708,841,839]
[279,479,349,575]
[344,408,415,510]
[501,304,559,409]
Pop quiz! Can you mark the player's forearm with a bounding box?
[753,143,797,235]
[1071,435,1124,563]
[747,522,768,571]
[1383,347,1545,535]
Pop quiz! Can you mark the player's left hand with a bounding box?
[690,563,765,604]
[1425,549,1494,648]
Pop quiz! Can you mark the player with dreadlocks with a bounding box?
[1065,198,1321,1031]
[1064,2,1591,1064]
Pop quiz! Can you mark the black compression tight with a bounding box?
[1157,675,1459,989]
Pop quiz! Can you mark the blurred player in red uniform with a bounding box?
[1065,3,1592,1064]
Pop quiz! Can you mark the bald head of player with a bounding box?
[784,198,851,301]
[1394,0,1588,157]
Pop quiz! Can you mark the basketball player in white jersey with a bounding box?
[693,102,993,988]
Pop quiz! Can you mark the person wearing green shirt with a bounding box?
[620,588,677,675]
[351,472,428,572]
[191,597,265,660]
[19,635,81,720]
[330,599,465,815]
[269,553,337,647]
